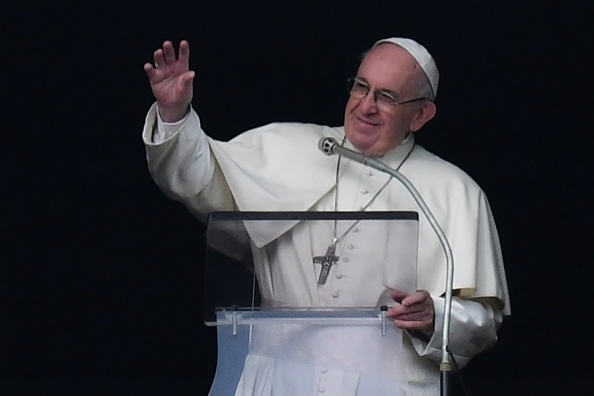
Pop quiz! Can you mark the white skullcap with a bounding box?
[373,37,439,97]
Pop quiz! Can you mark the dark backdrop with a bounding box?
[3,2,592,395]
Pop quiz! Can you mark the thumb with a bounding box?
[181,70,196,88]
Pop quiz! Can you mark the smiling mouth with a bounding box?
[356,115,380,127]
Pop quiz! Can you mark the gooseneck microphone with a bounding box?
[318,136,455,395]
[318,137,399,175]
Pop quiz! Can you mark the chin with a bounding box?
[352,141,374,154]
[346,131,378,154]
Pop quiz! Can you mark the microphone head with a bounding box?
[318,137,338,155]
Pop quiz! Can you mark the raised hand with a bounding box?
[144,40,195,122]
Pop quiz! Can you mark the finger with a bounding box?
[178,40,190,64]
[143,62,156,78]
[144,62,165,84]
[402,293,425,306]
[173,71,195,93]
[162,41,176,64]
[153,49,165,68]
[388,304,425,320]
[181,70,196,87]
[390,289,408,303]
[402,290,430,307]
[393,311,428,321]
[393,319,432,332]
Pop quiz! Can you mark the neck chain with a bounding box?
[313,136,416,285]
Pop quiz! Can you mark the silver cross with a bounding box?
[313,244,339,285]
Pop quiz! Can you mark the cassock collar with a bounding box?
[341,132,416,169]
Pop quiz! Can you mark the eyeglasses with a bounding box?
[346,77,427,112]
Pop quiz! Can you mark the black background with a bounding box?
[2,1,593,395]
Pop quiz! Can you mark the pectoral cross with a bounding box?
[313,243,339,286]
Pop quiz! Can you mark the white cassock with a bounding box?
[142,103,510,396]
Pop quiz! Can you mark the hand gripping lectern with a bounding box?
[204,211,419,396]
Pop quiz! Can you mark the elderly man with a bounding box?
[142,38,510,396]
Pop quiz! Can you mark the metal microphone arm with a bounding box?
[319,137,455,394]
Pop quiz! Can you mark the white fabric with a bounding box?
[143,103,510,396]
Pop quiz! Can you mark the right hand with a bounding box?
[144,40,195,122]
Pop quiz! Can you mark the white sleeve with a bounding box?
[152,107,191,144]
[142,103,236,220]
[408,296,504,369]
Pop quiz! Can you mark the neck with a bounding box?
[344,133,414,161]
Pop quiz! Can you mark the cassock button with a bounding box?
[318,387,326,393]
[342,257,349,263]
[336,273,343,279]
[332,292,340,298]
[361,188,369,195]
[347,244,354,250]
[366,170,373,177]
[352,227,359,233]
[321,368,328,374]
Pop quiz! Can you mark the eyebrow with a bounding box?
[355,77,400,98]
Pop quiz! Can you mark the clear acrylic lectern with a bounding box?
[204,211,419,396]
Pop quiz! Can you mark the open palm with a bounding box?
[144,40,195,122]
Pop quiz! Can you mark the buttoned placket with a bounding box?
[321,163,382,306]
[314,366,353,396]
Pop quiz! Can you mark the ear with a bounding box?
[410,101,437,132]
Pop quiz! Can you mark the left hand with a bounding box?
[387,289,435,332]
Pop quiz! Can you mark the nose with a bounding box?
[358,91,379,114]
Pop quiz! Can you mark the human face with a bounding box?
[344,44,428,156]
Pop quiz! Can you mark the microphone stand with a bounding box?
[319,138,454,396]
